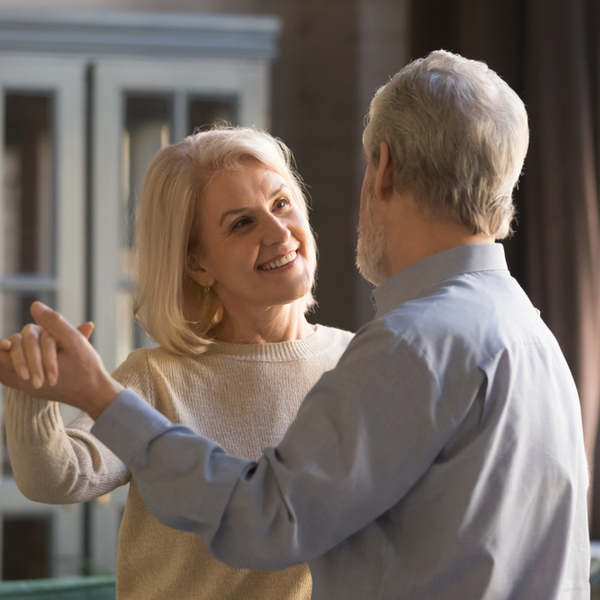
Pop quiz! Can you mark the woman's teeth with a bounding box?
[261,250,297,271]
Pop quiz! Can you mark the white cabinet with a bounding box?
[0,8,280,580]
[92,56,270,371]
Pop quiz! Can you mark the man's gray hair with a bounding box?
[362,50,529,239]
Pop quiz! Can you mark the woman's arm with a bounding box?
[5,389,130,504]
[1,306,130,503]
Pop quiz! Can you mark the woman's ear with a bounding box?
[187,252,215,288]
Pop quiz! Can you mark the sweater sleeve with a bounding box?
[4,391,129,503]
[4,349,155,504]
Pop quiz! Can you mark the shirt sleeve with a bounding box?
[92,321,482,570]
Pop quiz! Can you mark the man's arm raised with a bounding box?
[0,302,124,420]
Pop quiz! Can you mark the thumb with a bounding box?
[77,321,95,341]
[30,302,82,347]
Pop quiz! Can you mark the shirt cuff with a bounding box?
[91,388,171,464]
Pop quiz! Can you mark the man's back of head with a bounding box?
[362,50,529,240]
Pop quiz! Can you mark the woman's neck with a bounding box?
[211,301,315,344]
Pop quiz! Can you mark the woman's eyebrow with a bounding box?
[219,207,250,227]
[269,184,286,198]
[219,185,289,226]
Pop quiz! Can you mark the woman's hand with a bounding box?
[1,321,94,389]
[0,303,123,419]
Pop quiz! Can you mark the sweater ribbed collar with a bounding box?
[206,324,339,362]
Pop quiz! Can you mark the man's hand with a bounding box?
[0,302,124,420]
[1,321,94,389]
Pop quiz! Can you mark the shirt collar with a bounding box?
[372,243,509,318]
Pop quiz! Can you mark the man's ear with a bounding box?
[374,142,395,200]
[187,252,215,288]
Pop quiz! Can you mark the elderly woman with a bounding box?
[3,127,353,600]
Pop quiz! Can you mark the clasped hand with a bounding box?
[0,302,124,419]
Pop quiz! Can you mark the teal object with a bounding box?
[0,576,116,599]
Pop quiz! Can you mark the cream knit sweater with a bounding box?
[5,324,353,600]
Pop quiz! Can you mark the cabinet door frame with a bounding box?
[0,11,280,580]
[92,56,270,372]
[0,55,86,339]
[0,479,84,579]
[0,54,87,579]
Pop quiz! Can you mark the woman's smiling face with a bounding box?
[187,159,316,319]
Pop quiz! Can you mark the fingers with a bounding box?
[40,331,58,386]
[34,322,92,385]
[77,321,95,341]
[0,349,28,391]
[8,324,59,389]
[18,304,94,389]
[3,303,71,389]
[8,333,30,382]
[22,324,46,389]
[30,302,80,346]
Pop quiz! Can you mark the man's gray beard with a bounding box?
[356,210,389,287]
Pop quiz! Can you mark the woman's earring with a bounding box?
[204,286,211,294]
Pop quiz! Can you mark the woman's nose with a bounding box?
[262,215,291,245]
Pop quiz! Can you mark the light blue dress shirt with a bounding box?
[93,243,590,599]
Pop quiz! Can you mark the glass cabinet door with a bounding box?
[2,92,56,338]
[93,57,269,372]
[0,56,86,580]
[90,56,269,573]
[119,94,172,359]
[118,93,240,357]
[0,26,275,578]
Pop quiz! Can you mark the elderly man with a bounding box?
[0,50,590,598]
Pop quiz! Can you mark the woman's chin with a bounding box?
[259,273,313,307]
[269,292,312,309]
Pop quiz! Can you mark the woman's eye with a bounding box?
[274,198,291,210]
[232,218,251,230]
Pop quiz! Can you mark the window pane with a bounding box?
[1,417,11,478]
[119,95,171,362]
[2,291,55,478]
[188,96,238,134]
[3,94,55,277]
[2,515,52,580]
[122,95,171,271]
[2,291,55,336]
[2,94,57,480]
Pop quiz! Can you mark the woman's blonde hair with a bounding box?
[133,126,317,356]
[363,50,529,239]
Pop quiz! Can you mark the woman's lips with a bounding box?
[258,250,297,271]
